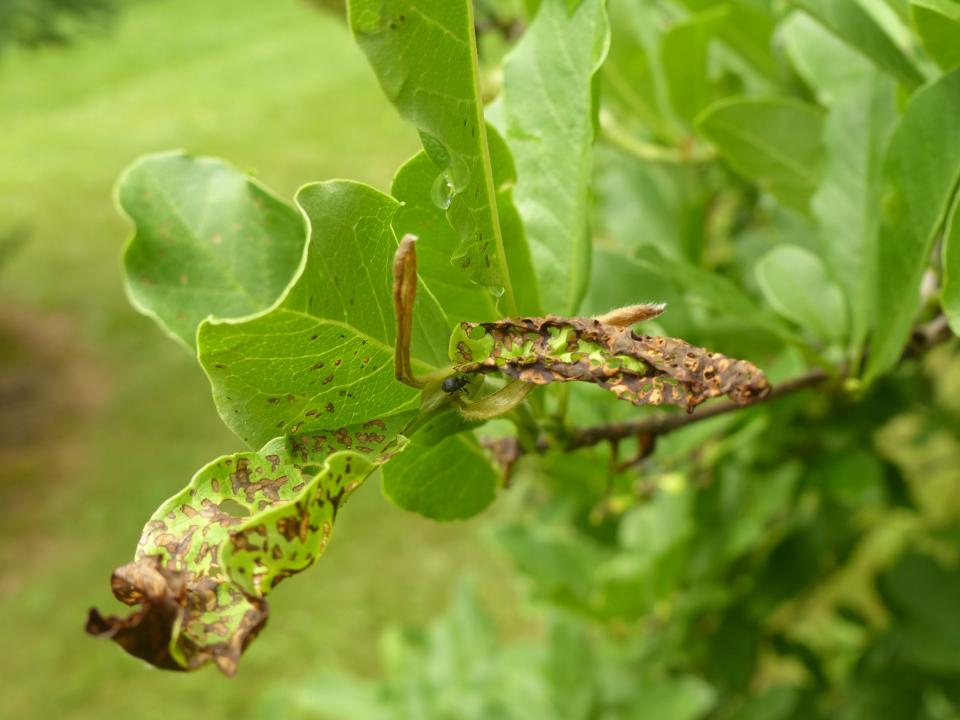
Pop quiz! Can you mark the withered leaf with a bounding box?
[450,315,770,411]
[88,439,376,675]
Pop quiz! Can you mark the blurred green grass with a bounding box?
[0,1,520,717]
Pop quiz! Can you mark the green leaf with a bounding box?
[120,151,305,349]
[88,441,373,675]
[792,0,925,87]
[630,247,800,345]
[880,551,960,674]
[199,181,430,448]
[624,676,716,720]
[911,0,960,70]
[662,7,727,125]
[381,409,497,520]
[755,245,848,343]
[696,97,826,213]
[392,151,499,326]
[811,74,897,352]
[866,68,960,381]
[781,12,875,104]
[348,0,519,314]
[942,190,960,334]
[500,0,609,315]
[601,3,677,144]
[674,0,781,82]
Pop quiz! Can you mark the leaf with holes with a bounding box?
[87,440,374,675]
[449,314,770,411]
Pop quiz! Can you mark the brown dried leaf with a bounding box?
[451,315,770,411]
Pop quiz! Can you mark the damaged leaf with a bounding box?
[198,181,440,448]
[450,314,770,411]
[348,0,520,313]
[88,440,376,675]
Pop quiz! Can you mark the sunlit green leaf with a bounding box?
[199,181,429,448]
[381,409,497,520]
[812,73,896,353]
[348,0,520,313]
[391,151,496,328]
[911,0,960,70]
[755,245,848,343]
[696,97,825,213]
[792,0,925,87]
[781,12,875,104]
[500,0,609,315]
[866,68,960,380]
[120,152,305,349]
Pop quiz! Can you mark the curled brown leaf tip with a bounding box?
[87,556,268,676]
[392,234,422,388]
[593,303,666,326]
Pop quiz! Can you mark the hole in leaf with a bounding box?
[218,499,250,518]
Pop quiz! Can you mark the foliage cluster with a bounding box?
[88,0,960,717]
[0,0,114,51]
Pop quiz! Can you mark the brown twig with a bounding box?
[567,368,829,450]
[566,314,956,452]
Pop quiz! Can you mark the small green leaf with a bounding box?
[880,552,960,674]
[911,0,960,70]
[696,97,826,213]
[199,181,430,447]
[602,3,676,143]
[866,68,960,381]
[942,190,960,335]
[348,0,519,314]
[792,0,925,87]
[624,676,717,720]
[381,409,497,520]
[781,13,875,104]
[501,0,609,315]
[755,245,848,343]
[662,7,727,125]
[675,0,780,82]
[812,75,897,352]
[120,152,305,349]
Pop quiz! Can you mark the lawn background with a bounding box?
[0,1,521,717]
